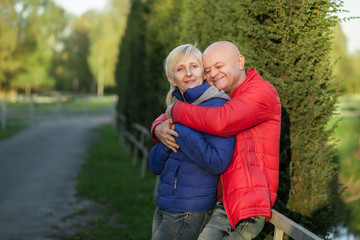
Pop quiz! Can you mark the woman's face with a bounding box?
[168,55,204,95]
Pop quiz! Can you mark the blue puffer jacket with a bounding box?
[149,83,235,212]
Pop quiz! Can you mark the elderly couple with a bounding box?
[148,41,281,240]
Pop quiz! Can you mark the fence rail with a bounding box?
[117,113,324,240]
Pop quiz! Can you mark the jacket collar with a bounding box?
[172,82,210,103]
[231,68,263,98]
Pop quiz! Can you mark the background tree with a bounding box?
[142,0,184,126]
[115,0,148,127]
[10,0,66,94]
[0,0,19,93]
[331,24,360,93]
[51,12,95,92]
[87,0,130,96]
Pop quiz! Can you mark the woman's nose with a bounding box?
[186,67,192,76]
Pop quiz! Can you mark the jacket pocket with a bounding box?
[172,164,181,195]
[241,151,253,190]
[245,161,253,190]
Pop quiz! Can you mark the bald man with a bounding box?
[151,41,281,239]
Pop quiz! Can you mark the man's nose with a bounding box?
[210,68,218,78]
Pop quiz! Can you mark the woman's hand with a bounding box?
[154,119,179,152]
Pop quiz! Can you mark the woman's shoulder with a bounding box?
[198,97,228,107]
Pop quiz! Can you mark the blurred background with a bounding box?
[0,0,359,239]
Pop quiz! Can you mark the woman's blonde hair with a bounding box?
[164,44,203,106]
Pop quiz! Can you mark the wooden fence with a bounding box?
[116,113,324,240]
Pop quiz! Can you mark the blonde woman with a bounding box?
[148,44,235,240]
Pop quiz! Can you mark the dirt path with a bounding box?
[0,114,112,240]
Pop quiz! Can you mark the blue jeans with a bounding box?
[198,203,265,240]
[152,207,212,240]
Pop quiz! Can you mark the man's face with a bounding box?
[202,44,242,95]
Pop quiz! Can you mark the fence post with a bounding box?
[29,95,35,125]
[83,96,88,115]
[140,148,148,178]
[154,175,159,199]
[132,140,139,165]
[1,98,6,130]
[56,93,61,116]
[117,114,126,144]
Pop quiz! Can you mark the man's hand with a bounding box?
[154,119,179,152]
[166,102,176,119]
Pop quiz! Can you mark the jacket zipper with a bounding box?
[173,165,181,194]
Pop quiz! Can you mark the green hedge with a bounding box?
[115,0,343,237]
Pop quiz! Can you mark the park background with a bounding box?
[1,0,360,239]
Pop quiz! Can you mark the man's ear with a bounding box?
[237,55,245,70]
[167,74,177,86]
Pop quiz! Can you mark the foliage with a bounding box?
[331,24,360,93]
[115,0,148,127]
[115,0,345,238]
[142,0,185,127]
[50,13,95,92]
[0,0,19,91]
[328,94,360,236]
[69,124,156,240]
[10,0,67,94]
[87,0,130,96]
[235,2,342,237]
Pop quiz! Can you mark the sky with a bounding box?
[53,0,360,54]
[337,0,360,54]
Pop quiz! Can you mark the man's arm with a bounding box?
[174,124,235,174]
[171,83,280,137]
[150,113,167,142]
[151,114,179,152]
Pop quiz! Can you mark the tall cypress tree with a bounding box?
[116,0,343,237]
[143,0,184,128]
[115,0,147,126]
[238,2,342,237]
[165,0,343,237]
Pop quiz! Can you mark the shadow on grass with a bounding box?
[61,124,156,240]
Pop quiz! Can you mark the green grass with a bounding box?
[330,115,360,178]
[0,95,115,140]
[327,94,360,236]
[64,124,156,240]
[328,94,360,181]
[0,118,28,140]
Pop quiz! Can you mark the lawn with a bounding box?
[328,94,360,236]
[64,124,156,240]
[0,94,115,139]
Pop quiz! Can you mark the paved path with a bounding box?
[0,114,112,240]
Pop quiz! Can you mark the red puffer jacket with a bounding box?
[152,68,281,228]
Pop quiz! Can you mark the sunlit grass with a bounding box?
[63,124,156,240]
[328,94,360,236]
[0,95,115,139]
[329,95,360,181]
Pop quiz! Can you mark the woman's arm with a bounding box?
[174,124,235,175]
[148,142,172,175]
